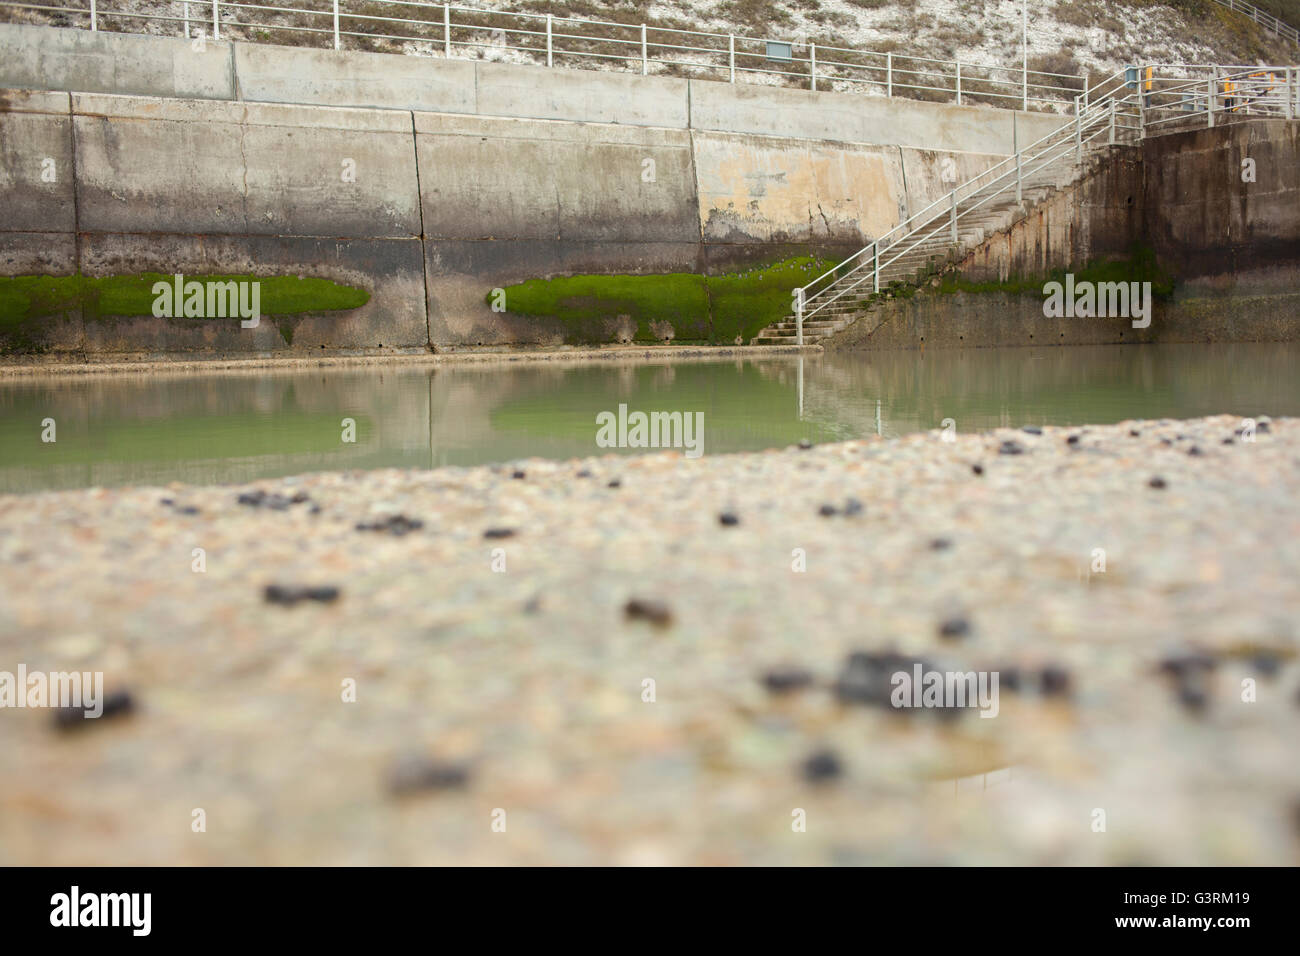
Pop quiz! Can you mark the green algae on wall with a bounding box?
[935,245,1176,299]
[489,257,832,345]
[0,274,371,352]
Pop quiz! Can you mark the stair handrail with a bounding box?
[798,99,1132,320]
[795,86,1138,323]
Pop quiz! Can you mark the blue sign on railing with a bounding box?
[766,41,793,62]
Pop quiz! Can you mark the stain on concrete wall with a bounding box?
[693,133,903,243]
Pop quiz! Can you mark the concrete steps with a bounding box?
[751,139,1122,346]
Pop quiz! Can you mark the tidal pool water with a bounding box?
[2,343,1298,493]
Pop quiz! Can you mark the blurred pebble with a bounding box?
[53,689,135,732]
[625,598,673,628]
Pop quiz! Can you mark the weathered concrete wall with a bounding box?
[0,23,1067,153]
[0,24,1082,354]
[415,112,702,346]
[692,133,904,243]
[689,81,1064,154]
[826,289,1300,350]
[2,89,428,354]
[233,42,477,115]
[1142,119,1300,298]
[956,146,1146,284]
[0,24,235,100]
[828,120,1300,351]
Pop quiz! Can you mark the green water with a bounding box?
[2,343,1298,494]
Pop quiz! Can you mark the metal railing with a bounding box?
[788,62,1299,343]
[1129,63,1298,132]
[0,0,1090,112]
[1211,0,1299,47]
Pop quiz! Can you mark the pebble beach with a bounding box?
[1,414,1298,865]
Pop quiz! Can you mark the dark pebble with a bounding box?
[264,584,341,607]
[53,689,135,731]
[159,497,174,506]
[1129,429,1141,437]
[1160,438,1173,446]
[835,652,932,708]
[624,597,673,628]
[929,537,953,551]
[971,463,984,476]
[237,490,267,506]
[1253,652,1281,678]
[523,595,542,615]
[1188,445,1204,457]
[290,491,310,504]
[576,469,592,478]
[801,749,843,783]
[1177,681,1209,713]
[798,439,813,450]
[1222,437,1235,445]
[938,616,971,639]
[998,440,1024,455]
[387,756,471,796]
[483,527,516,539]
[176,505,200,516]
[1066,434,1080,445]
[843,497,864,516]
[1148,476,1167,489]
[1022,426,1042,435]
[1040,665,1072,697]
[998,667,1021,692]
[512,469,526,479]
[607,479,622,489]
[718,512,740,527]
[1158,652,1217,678]
[356,514,423,536]
[761,667,814,694]
[1257,421,1271,434]
[818,503,839,517]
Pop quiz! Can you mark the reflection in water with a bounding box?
[2,343,1298,493]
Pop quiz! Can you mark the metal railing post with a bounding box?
[546,15,553,67]
[1207,75,1214,128]
[333,0,340,51]
[1287,67,1294,120]
[1075,95,1082,164]
[90,0,96,31]
[211,0,218,40]
[810,43,816,91]
[1137,74,1146,137]
[728,34,735,82]
[955,61,961,106]
[795,288,804,347]
[1014,121,1022,203]
[872,242,879,294]
[444,4,451,57]
[886,53,892,98]
[642,24,648,76]
[184,1,190,39]
[1109,97,1115,144]
[1021,0,1027,111]
[950,189,958,243]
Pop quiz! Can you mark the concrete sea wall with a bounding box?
[0,23,1067,355]
[830,119,1300,351]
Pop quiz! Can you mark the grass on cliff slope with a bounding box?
[490,257,832,345]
